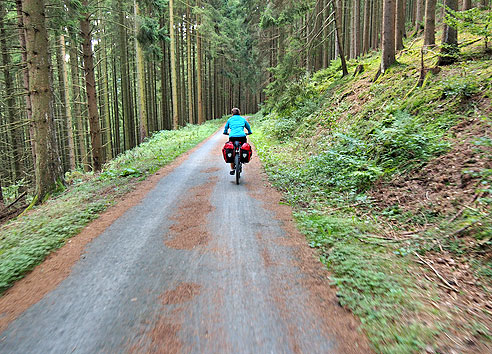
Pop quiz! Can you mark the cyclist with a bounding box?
[223,108,252,175]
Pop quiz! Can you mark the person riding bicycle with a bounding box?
[223,108,252,175]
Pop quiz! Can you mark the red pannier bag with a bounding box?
[222,142,235,163]
[240,143,253,163]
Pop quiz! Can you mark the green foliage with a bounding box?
[441,76,479,98]
[251,35,492,352]
[0,120,224,293]
[298,212,433,353]
[445,8,492,42]
[259,1,314,28]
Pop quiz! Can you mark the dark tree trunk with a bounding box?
[80,0,103,171]
[437,0,459,65]
[0,4,24,184]
[381,0,396,73]
[424,0,437,46]
[395,0,405,50]
[23,0,63,202]
[334,0,349,76]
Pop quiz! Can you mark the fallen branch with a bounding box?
[3,191,27,210]
[450,218,482,237]
[0,204,28,221]
[414,252,459,293]
[458,38,482,48]
[447,191,484,224]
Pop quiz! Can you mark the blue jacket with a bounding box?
[223,115,252,137]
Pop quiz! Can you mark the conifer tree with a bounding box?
[22,0,63,201]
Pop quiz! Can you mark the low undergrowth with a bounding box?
[0,119,224,293]
[252,33,491,353]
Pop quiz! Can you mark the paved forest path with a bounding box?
[0,130,370,353]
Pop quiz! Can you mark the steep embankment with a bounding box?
[251,35,491,353]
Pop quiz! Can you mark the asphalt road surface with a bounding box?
[0,130,369,353]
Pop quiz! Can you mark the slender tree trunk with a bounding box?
[415,0,424,32]
[80,0,103,171]
[0,4,24,183]
[462,0,471,10]
[69,35,88,171]
[437,0,458,65]
[169,0,179,129]
[334,0,349,76]
[381,0,396,73]
[16,0,35,166]
[395,0,405,50]
[57,34,76,170]
[101,31,112,160]
[160,19,171,130]
[134,1,148,142]
[116,0,133,150]
[363,0,371,54]
[23,0,63,201]
[196,2,204,124]
[424,0,437,46]
[354,0,361,57]
[186,1,194,124]
[112,57,121,155]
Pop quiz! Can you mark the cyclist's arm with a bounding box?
[245,120,252,135]
[223,120,230,134]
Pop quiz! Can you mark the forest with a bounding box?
[2,0,487,209]
[0,0,491,352]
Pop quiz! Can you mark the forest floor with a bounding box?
[252,35,491,353]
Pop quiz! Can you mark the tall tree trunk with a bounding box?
[354,0,361,57]
[116,0,133,150]
[381,0,396,73]
[23,0,63,201]
[134,1,148,142]
[424,0,437,46]
[57,34,76,170]
[186,1,194,124]
[80,0,103,171]
[462,0,472,10]
[16,0,35,167]
[69,34,88,171]
[334,0,349,76]
[395,0,405,50]
[160,19,171,130]
[112,57,121,155]
[0,3,24,183]
[169,0,179,129]
[437,0,458,65]
[363,0,371,54]
[196,2,204,124]
[101,31,112,160]
[415,0,424,32]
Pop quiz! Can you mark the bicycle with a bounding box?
[223,133,252,185]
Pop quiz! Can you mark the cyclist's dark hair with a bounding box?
[231,107,240,115]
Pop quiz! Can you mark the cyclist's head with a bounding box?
[231,107,240,116]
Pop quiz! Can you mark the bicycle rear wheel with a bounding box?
[235,154,241,185]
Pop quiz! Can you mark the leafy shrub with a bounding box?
[441,76,479,98]
[369,110,449,168]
